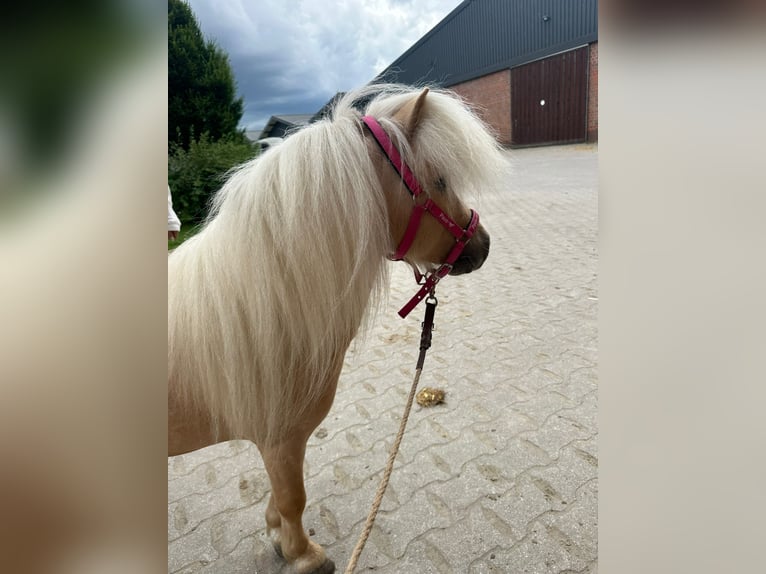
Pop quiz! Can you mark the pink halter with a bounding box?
[362,115,480,318]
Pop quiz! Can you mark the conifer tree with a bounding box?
[168,0,244,149]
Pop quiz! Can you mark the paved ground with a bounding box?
[168,144,598,573]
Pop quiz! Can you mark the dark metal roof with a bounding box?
[310,92,346,123]
[375,0,598,87]
[260,114,314,138]
[309,91,380,123]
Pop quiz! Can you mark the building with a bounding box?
[375,0,598,147]
[311,92,346,123]
[258,114,314,139]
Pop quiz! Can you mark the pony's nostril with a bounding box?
[448,231,490,276]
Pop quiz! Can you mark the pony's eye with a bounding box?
[434,177,447,193]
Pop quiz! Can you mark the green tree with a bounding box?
[168,0,256,234]
[169,134,258,226]
[168,0,245,149]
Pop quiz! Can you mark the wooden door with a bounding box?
[511,46,589,146]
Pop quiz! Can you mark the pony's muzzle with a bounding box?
[449,225,490,276]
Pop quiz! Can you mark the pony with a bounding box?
[168,84,507,573]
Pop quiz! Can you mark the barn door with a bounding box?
[511,46,589,146]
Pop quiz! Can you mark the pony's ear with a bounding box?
[400,88,429,139]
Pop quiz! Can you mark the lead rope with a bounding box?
[343,293,438,574]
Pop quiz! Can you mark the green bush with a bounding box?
[168,133,258,225]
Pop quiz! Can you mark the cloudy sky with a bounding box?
[186,0,463,132]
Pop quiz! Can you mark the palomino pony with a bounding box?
[168,85,507,573]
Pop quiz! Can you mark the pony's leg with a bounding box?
[261,436,334,574]
[262,355,345,573]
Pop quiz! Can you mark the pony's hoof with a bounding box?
[273,539,333,574]
[309,558,335,574]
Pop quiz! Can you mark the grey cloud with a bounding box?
[185,0,461,130]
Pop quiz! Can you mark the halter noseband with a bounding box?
[362,115,480,318]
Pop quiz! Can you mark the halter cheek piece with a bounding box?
[362,115,480,318]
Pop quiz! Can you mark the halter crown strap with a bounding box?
[362,116,423,201]
[392,203,426,261]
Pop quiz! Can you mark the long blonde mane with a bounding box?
[168,85,506,446]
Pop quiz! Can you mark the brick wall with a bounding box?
[449,68,512,146]
[587,42,598,142]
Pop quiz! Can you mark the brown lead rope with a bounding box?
[344,293,438,574]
